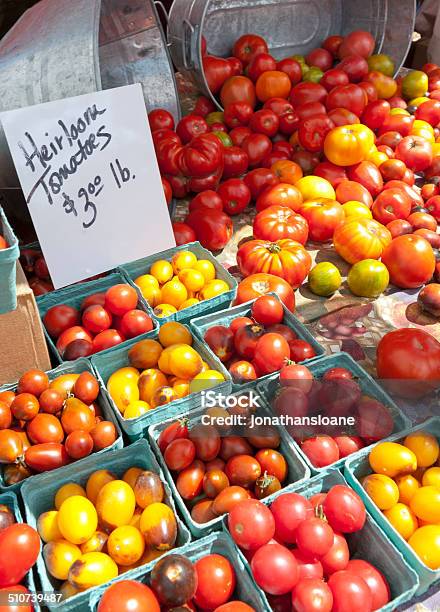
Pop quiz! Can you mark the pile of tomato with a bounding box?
[157,406,290,524]
[98,550,256,612]
[106,322,225,420]
[43,284,154,360]
[133,249,229,318]
[0,369,117,485]
[203,294,316,384]
[0,505,39,609]
[37,467,178,598]
[363,429,440,570]
[227,485,391,611]
[269,361,396,468]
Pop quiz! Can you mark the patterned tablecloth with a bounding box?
[175,74,440,611]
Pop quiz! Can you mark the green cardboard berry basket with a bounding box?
[20,439,191,612]
[190,294,325,391]
[257,352,411,475]
[0,358,123,493]
[148,390,311,538]
[119,241,237,324]
[91,326,232,441]
[223,468,419,611]
[0,490,40,611]
[0,205,20,314]
[89,531,268,610]
[37,272,158,363]
[345,416,440,595]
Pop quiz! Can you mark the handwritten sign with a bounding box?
[1,84,175,288]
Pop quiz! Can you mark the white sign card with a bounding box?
[1,83,176,288]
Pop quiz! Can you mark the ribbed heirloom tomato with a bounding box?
[237,239,312,288]
[253,205,309,243]
[299,199,344,242]
[333,218,392,264]
[324,125,375,166]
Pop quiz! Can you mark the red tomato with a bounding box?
[378,114,414,136]
[296,102,327,121]
[56,326,93,357]
[289,339,316,362]
[172,222,196,246]
[395,136,433,172]
[223,146,249,179]
[65,430,94,459]
[323,485,366,533]
[105,284,138,316]
[92,329,125,353]
[327,108,360,126]
[338,31,375,58]
[236,273,295,311]
[291,151,320,174]
[90,421,117,451]
[255,448,287,481]
[279,111,300,135]
[372,188,411,224]
[24,443,70,472]
[382,234,435,289]
[380,159,407,181]
[249,109,280,137]
[326,84,366,116]
[203,56,233,94]
[228,498,275,550]
[296,518,334,559]
[314,162,347,187]
[264,98,294,116]
[189,424,221,462]
[227,56,243,76]
[215,604,255,612]
[148,109,175,132]
[253,205,308,243]
[251,543,299,595]
[158,419,189,453]
[299,199,344,242]
[298,115,335,153]
[348,161,383,197]
[43,305,80,339]
[0,524,40,587]
[251,295,284,325]
[290,83,328,108]
[244,168,279,200]
[323,367,353,381]
[194,95,216,117]
[242,133,272,167]
[176,461,205,500]
[321,69,350,92]
[230,126,252,147]
[164,438,196,471]
[204,325,235,362]
[321,533,350,576]
[301,436,340,468]
[306,48,333,71]
[277,58,302,86]
[82,305,112,334]
[377,328,440,398]
[185,209,233,250]
[176,115,209,144]
[256,183,303,212]
[0,585,34,612]
[189,190,223,212]
[334,436,364,458]
[415,99,440,126]
[98,581,160,612]
[247,53,277,81]
[27,413,64,444]
[361,100,391,129]
[217,178,251,215]
[335,180,373,207]
[291,578,333,612]
[233,34,268,66]
[224,102,254,128]
[346,560,390,610]
[407,211,437,231]
[234,323,264,360]
[81,293,106,311]
[220,76,257,109]
[328,571,373,612]
[323,35,344,56]
[271,492,314,544]
[414,228,440,248]
[338,54,369,82]
[426,195,440,221]
[162,177,172,205]
[292,550,324,581]
[382,180,423,208]
[280,363,313,393]
[194,554,236,609]
[376,130,402,150]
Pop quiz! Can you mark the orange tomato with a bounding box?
[333,218,392,264]
[255,71,292,102]
[324,125,375,166]
[365,72,398,99]
[271,160,303,185]
[220,76,257,109]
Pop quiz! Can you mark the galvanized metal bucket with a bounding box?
[0,0,180,188]
[168,0,416,108]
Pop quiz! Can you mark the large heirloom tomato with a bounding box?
[236,273,295,311]
[381,234,435,289]
[237,239,312,288]
[324,125,375,166]
[253,205,309,244]
[333,218,392,264]
[299,199,345,242]
[377,328,440,398]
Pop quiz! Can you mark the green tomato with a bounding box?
[211,131,233,147]
[308,262,342,297]
[347,259,389,298]
[206,111,225,126]
[402,71,429,101]
[303,67,324,83]
[367,54,395,77]
[291,55,309,77]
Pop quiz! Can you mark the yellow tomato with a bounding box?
[324,125,375,167]
[308,262,342,297]
[422,467,440,488]
[37,510,63,542]
[412,127,435,143]
[367,53,395,77]
[409,525,440,569]
[158,322,193,347]
[172,251,197,274]
[362,473,399,510]
[140,502,177,551]
[130,508,143,530]
[189,370,225,393]
[342,201,372,219]
[404,431,439,467]
[160,279,188,309]
[55,483,87,510]
[178,269,205,292]
[128,339,163,370]
[137,283,162,307]
[396,474,420,505]
[172,379,190,399]
[124,400,151,420]
[179,298,200,310]
[96,480,136,530]
[194,259,216,282]
[390,108,410,116]
[409,96,430,108]
[169,345,203,379]
[296,175,336,200]
[138,369,168,404]
[80,531,108,554]
[107,525,145,566]
[410,486,440,523]
[384,503,418,540]
[158,343,185,374]
[432,143,440,156]
[368,151,389,167]
[150,260,173,284]
[86,470,116,505]
[402,71,428,100]
[413,119,435,135]
[123,467,143,489]
[68,552,118,589]
[369,442,417,478]
[57,496,98,545]
[134,274,159,292]
[107,369,140,414]
[43,540,82,580]
[199,279,229,300]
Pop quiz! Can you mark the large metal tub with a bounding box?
[0,0,180,188]
[168,0,416,108]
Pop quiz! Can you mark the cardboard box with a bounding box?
[0,262,51,385]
